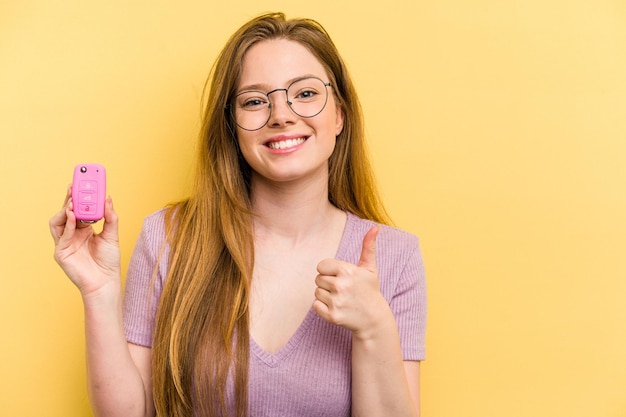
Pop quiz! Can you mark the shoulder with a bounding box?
[142,207,168,230]
[343,213,424,300]
[340,212,421,270]
[137,208,167,243]
[131,208,171,261]
[138,203,183,242]
[345,212,420,253]
[126,207,173,291]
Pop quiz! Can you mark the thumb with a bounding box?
[99,197,119,242]
[358,226,379,271]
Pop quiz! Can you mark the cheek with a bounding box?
[236,134,256,161]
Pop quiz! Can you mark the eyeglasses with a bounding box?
[230,76,332,131]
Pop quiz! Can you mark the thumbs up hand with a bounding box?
[313,226,391,339]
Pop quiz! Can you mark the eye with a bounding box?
[289,77,326,102]
[296,89,318,100]
[243,98,266,108]
[236,92,269,110]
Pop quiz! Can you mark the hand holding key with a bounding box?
[49,184,121,300]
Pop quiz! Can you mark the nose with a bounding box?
[267,88,296,127]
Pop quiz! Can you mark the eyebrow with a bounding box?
[236,74,324,93]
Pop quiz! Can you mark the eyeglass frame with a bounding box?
[227,76,333,131]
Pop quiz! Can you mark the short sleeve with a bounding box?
[388,239,427,361]
[122,210,168,347]
[339,214,428,361]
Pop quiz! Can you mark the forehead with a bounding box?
[238,39,328,88]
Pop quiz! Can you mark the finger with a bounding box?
[49,208,68,244]
[312,299,331,321]
[56,205,79,250]
[316,258,340,276]
[49,193,72,243]
[61,184,71,208]
[314,286,332,305]
[99,197,119,242]
[315,273,335,292]
[358,226,379,271]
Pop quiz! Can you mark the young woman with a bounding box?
[50,12,427,417]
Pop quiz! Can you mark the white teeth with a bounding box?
[268,138,306,150]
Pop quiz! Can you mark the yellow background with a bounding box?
[1,1,625,416]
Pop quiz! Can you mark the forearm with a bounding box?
[82,282,151,417]
[350,306,419,417]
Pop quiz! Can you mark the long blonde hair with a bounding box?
[152,12,391,417]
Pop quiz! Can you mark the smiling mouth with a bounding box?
[266,137,307,150]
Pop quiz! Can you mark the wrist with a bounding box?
[81,279,122,310]
[352,301,396,343]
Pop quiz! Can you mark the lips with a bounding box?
[265,136,308,150]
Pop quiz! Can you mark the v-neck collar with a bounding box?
[249,211,357,367]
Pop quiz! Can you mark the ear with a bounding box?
[335,105,345,137]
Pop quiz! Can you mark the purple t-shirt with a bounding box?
[123,210,427,416]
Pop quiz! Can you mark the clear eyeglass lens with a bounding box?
[233,77,329,131]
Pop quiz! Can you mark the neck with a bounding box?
[250,174,343,245]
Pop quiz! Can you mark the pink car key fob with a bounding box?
[71,164,106,223]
